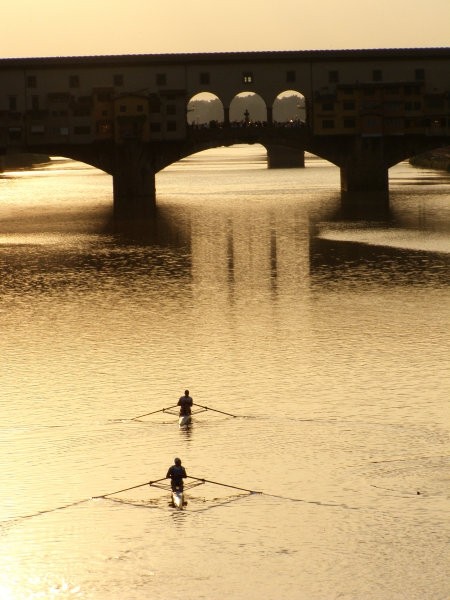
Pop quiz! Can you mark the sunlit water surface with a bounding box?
[1,147,449,599]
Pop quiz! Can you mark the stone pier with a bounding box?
[339,137,389,193]
[112,142,156,218]
[267,144,305,168]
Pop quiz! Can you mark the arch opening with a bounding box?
[187,92,224,128]
[229,92,267,127]
[272,90,306,126]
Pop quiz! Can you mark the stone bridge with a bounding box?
[0,48,449,216]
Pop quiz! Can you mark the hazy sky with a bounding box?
[1,0,449,58]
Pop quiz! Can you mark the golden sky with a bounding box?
[1,0,449,58]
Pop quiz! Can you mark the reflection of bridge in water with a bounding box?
[1,48,449,216]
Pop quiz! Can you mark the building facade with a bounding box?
[0,48,449,150]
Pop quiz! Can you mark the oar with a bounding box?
[187,475,260,495]
[192,403,238,418]
[94,477,167,499]
[132,405,179,420]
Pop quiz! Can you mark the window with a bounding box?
[372,69,382,82]
[113,74,124,86]
[27,75,37,88]
[137,105,144,112]
[30,125,45,135]
[166,104,176,115]
[31,95,40,110]
[200,72,210,84]
[242,72,253,84]
[343,100,355,110]
[156,73,167,85]
[119,105,126,113]
[69,75,80,88]
[150,123,161,132]
[344,118,356,128]
[286,70,296,83]
[321,102,334,111]
[48,92,71,103]
[166,121,177,131]
[322,119,335,129]
[328,70,339,83]
[415,68,425,81]
[8,127,22,140]
[97,122,112,134]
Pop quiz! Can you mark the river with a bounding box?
[1,147,449,599]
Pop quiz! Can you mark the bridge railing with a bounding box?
[186,121,309,146]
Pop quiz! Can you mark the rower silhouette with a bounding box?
[178,390,193,418]
[166,457,187,493]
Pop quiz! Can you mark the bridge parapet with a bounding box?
[185,122,309,151]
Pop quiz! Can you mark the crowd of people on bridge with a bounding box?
[188,118,305,130]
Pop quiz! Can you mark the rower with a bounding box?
[177,390,193,418]
[166,457,187,494]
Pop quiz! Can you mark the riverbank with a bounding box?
[410,146,450,171]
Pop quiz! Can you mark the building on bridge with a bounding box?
[313,80,449,137]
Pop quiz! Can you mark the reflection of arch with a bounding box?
[229,92,267,125]
[187,92,224,127]
[273,90,306,125]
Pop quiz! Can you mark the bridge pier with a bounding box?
[112,142,156,218]
[267,144,305,168]
[339,137,389,193]
[335,137,390,210]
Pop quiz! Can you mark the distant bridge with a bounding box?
[1,48,449,216]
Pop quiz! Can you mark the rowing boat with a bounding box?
[178,414,191,427]
[171,489,185,509]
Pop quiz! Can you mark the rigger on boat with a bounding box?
[93,473,260,512]
[131,399,238,425]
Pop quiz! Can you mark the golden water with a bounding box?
[1,148,449,599]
